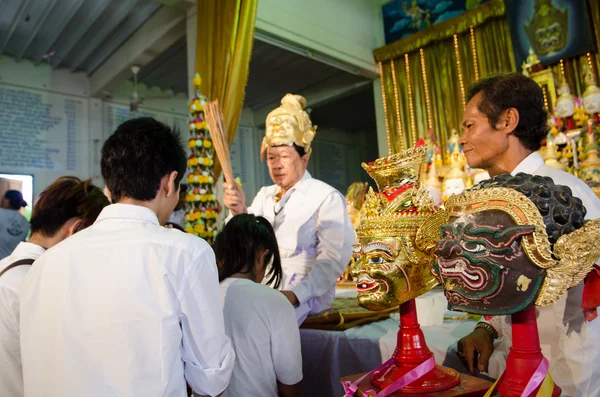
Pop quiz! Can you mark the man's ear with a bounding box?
[500,108,520,135]
[165,171,179,198]
[301,154,310,167]
[65,218,86,238]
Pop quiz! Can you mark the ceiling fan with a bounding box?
[129,65,174,112]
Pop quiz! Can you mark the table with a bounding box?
[300,289,504,397]
[339,371,492,397]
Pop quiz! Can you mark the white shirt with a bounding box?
[488,152,600,397]
[220,278,302,397]
[0,242,45,397]
[20,204,235,397]
[168,208,185,228]
[0,208,29,260]
[247,172,355,314]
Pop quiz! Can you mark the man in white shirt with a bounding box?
[20,118,235,397]
[456,73,600,396]
[0,176,109,397]
[223,94,355,324]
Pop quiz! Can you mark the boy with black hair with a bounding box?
[20,118,234,397]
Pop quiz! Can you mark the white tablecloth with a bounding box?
[299,289,504,397]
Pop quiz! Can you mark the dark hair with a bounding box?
[467,73,547,151]
[4,190,27,210]
[101,117,187,202]
[214,214,282,288]
[30,177,110,237]
[473,173,586,246]
[268,144,306,158]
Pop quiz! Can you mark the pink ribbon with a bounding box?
[342,357,435,397]
[520,357,550,397]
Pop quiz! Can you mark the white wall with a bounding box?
[0,56,189,198]
[255,0,381,77]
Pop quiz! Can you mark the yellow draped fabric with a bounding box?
[195,0,257,176]
[375,0,514,156]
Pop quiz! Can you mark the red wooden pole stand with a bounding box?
[370,299,460,393]
[496,306,561,397]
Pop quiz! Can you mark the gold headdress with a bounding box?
[443,188,600,306]
[261,94,316,159]
[357,142,446,252]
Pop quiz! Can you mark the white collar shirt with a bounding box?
[0,242,45,397]
[20,204,235,397]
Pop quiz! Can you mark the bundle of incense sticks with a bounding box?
[204,100,235,185]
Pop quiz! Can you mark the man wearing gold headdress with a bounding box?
[458,73,600,396]
[223,94,355,324]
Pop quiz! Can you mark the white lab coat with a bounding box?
[247,171,355,323]
[485,152,600,397]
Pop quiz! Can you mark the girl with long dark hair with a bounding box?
[214,214,302,397]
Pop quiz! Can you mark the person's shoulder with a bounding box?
[153,227,213,255]
[256,184,279,197]
[230,282,293,309]
[305,177,338,194]
[53,221,212,258]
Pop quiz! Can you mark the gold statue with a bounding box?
[580,120,600,198]
[345,182,368,230]
[583,64,600,123]
[442,145,467,201]
[543,140,566,171]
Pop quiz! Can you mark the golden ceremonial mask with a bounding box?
[261,94,316,160]
[351,142,447,311]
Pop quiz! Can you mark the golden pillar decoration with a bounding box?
[453,34,466,110]
[378,62,393,156]
[469,26,480,81]
[405,53,417,145]
[390,59,406,151]
[419,48,433,131]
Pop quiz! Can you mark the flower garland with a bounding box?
[184,73,220,243]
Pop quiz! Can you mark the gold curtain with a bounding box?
[375,0,514,157]
[195,0,257,175]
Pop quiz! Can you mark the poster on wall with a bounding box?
[103,103,188,139]
[382,0,489,44]
[505,0,596,69]
[0,85,88,174]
